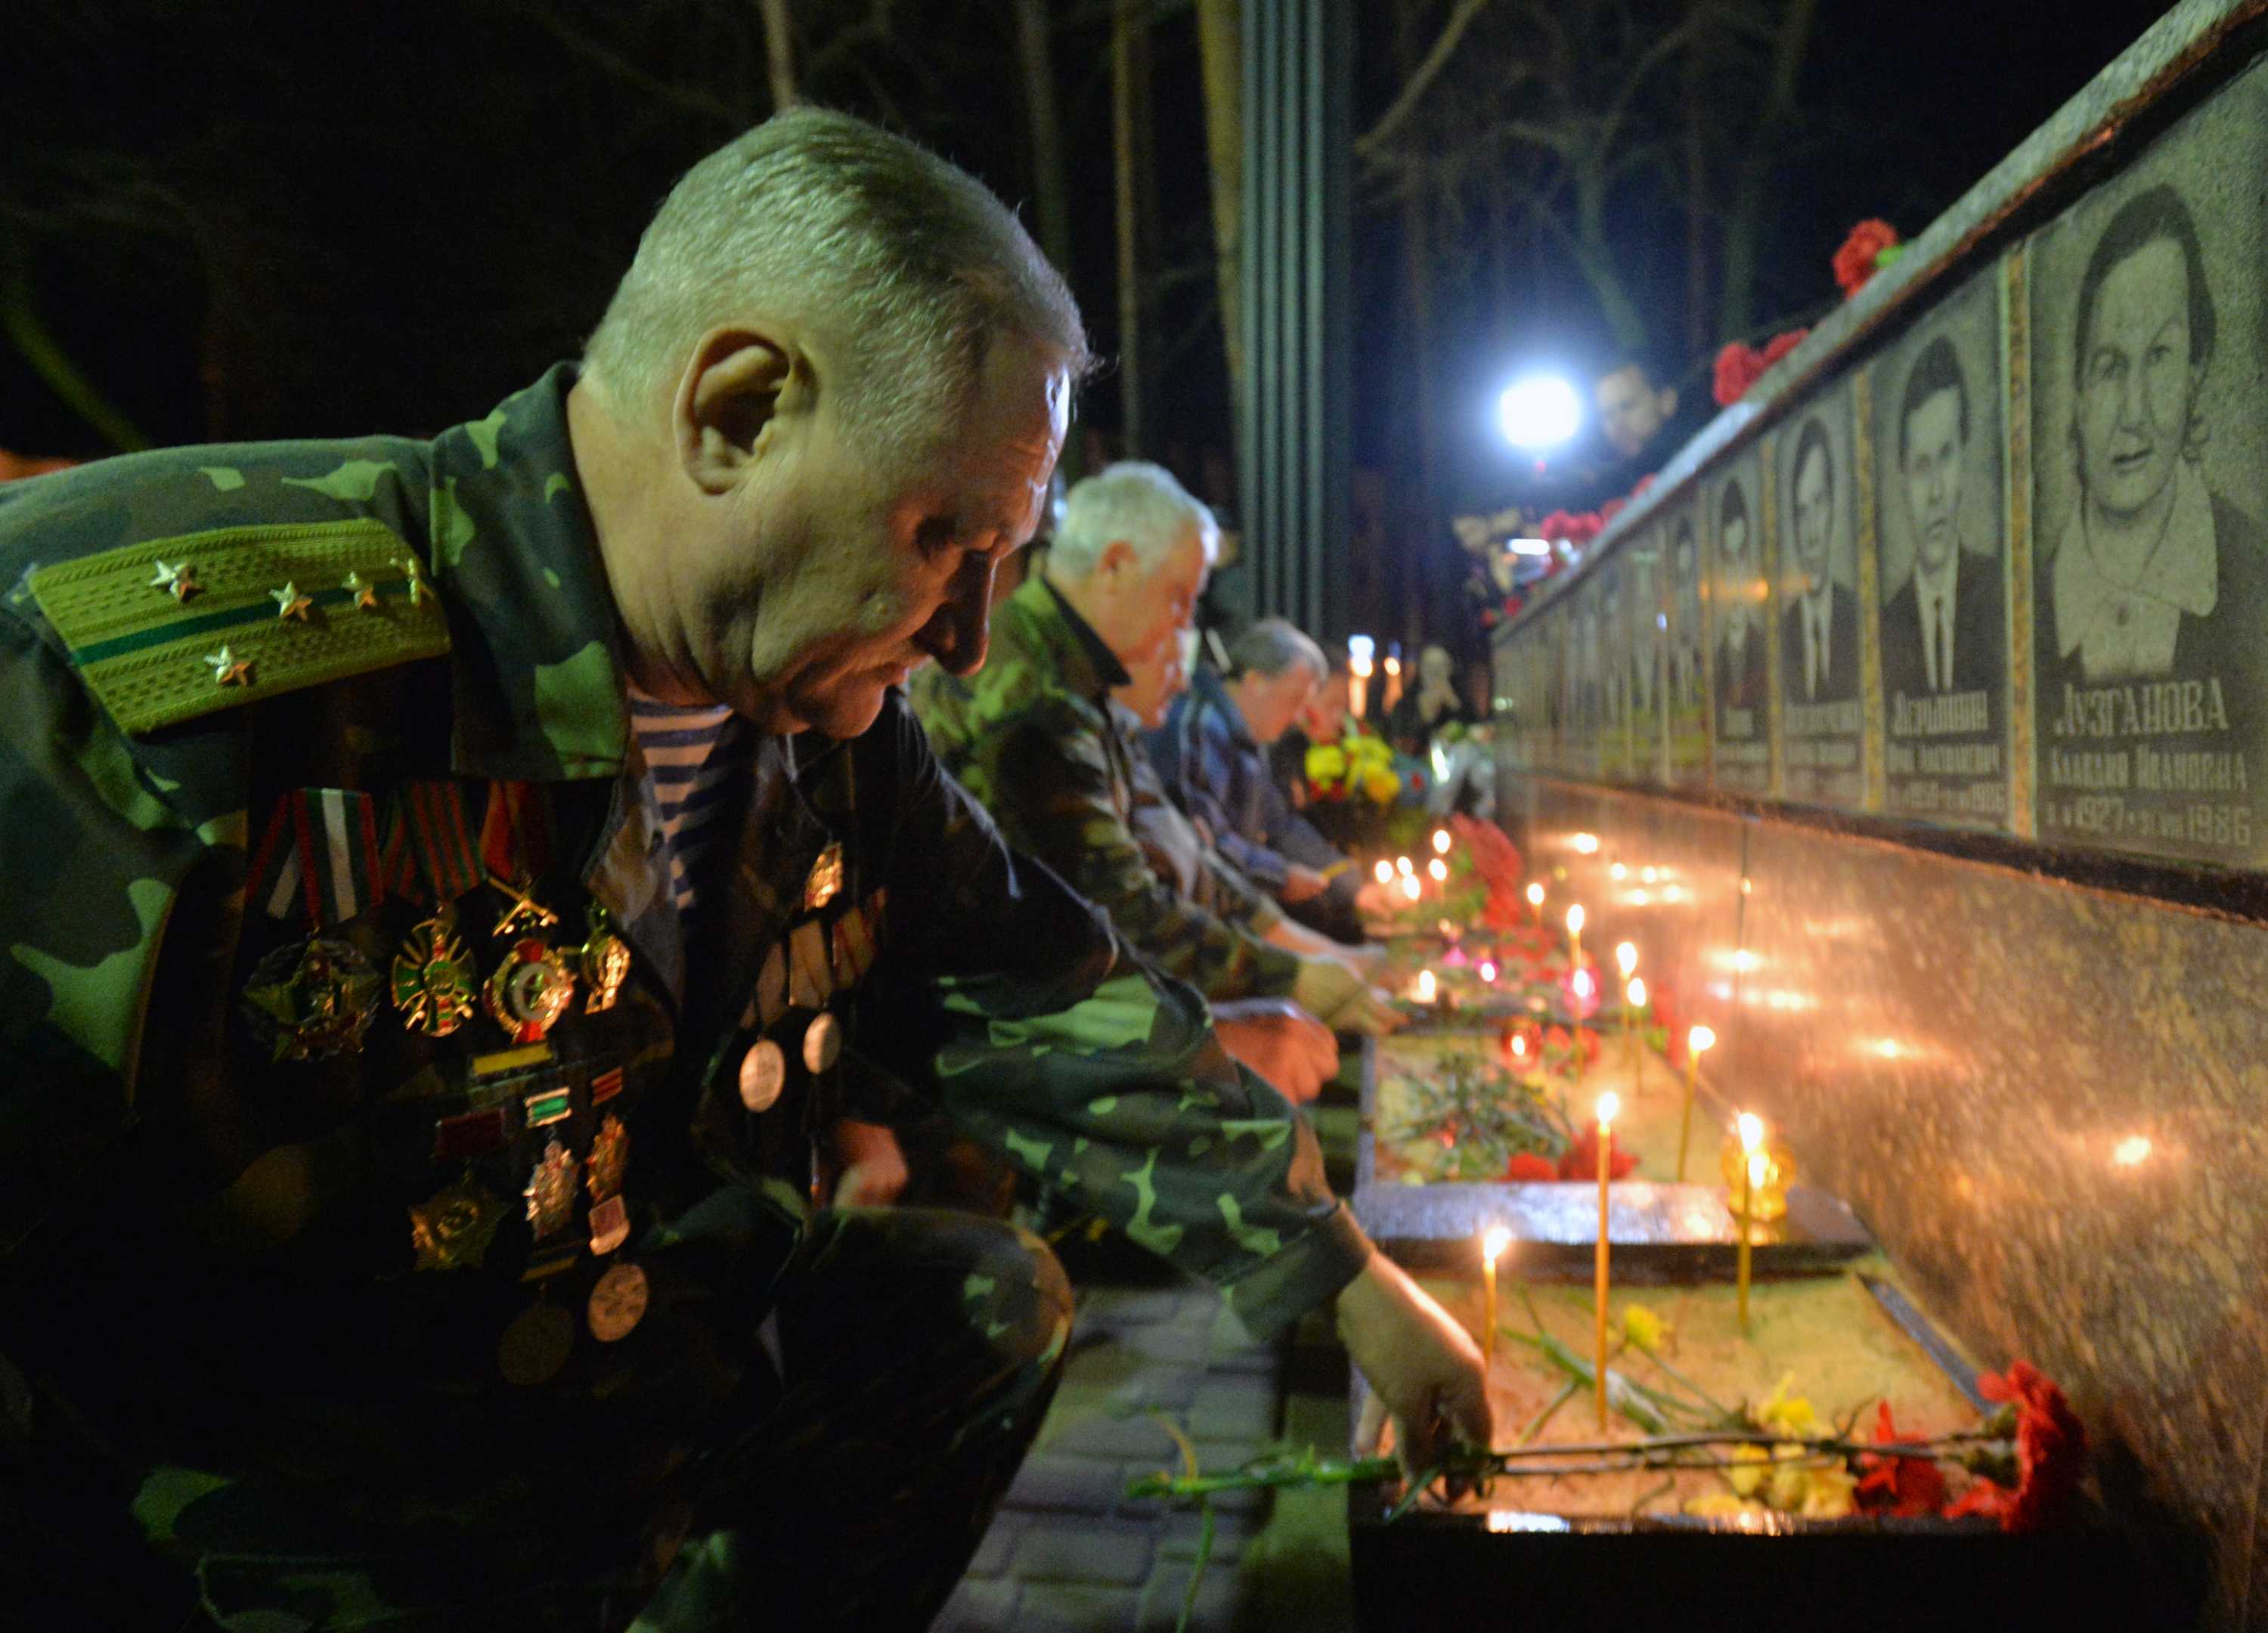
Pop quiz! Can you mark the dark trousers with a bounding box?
[5,1207,1070,1632]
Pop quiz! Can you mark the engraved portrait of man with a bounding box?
[1881,334,2003,700]
[2049,183,2266,686]
[1779,415,1859,702]
[1714,477,1766,717]
[1671,518,1704,711]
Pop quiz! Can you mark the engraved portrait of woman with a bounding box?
[2049,184,2267,687]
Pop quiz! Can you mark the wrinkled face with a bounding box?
[685,336,1068,736]
[1103,527,1210,669]
[1238,664,1322,745]
[1597,366,1668,459]
[1793,441,1835,594]
[1901,387,1964,576]
[2076,238,2198,522]
[1115,639,1189,730]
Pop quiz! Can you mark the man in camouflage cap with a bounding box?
[912,460,1401,1044]
[0,109,1485,1629]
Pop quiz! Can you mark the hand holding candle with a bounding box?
[1593,1089,1620,1428]
[1678,1025,1715,1180]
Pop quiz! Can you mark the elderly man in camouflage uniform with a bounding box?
[0,111,1486,1631]
[912,462,1401,1051]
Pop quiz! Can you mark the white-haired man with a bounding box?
[916,461,1400,1037]
[0,110,1481,1630]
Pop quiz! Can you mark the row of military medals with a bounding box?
[235,784,645,1386]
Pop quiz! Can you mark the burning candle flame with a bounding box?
[1373,860,1393,885]
[1570,968,1594,1000]
[1737,1112,1764,1151]
[1690,1024,1716,1053]
[1478,959,1498,983]
[1510,1033,1529,1057]
[1482,1225,1512,1263]
[1627,976,1647,1009]
[1615,941,1637,978]
[1432,829,1452,855]
[1526,883,1545,906]
[1400,874,1421,901]
[1572,833,1600,854]
[1566,904,1585,935]
[1596,1090,1621,1129]
[1415,969,1436,1003]
[1610,862,1627,880]
[1396,856,1414,876]
[1427,858,1448,882]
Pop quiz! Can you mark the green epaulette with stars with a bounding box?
[27,518,451,735]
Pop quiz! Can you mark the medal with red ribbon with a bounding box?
[240,789,386,1061]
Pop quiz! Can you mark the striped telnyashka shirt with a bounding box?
[627,683,748,922]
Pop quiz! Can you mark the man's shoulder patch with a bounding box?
[28,517,450,734]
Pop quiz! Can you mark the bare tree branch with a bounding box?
[1355,0,1496,162]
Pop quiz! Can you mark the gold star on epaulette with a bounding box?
[204,646,253,686]
[150,559,201,602]
[342,570,382,610]
[271,581,314,621]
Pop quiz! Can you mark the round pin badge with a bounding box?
[738,1039,786,1112]
[497,1300,575,1387]
[587,1260,650,1343]
[801,1012,841,1074]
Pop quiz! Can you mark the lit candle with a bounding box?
[1427,857,1448,883]
[1414,968,1436,1006]
[1400,874,1421,902]
[1478,959,1498,984]
[1373,860,1393,886]
[1433,829,1452,856]
[1526,882,1545,925]
[1625,976,1647,1077]
[1481,1224,1511,1371]
[1566,903,1585,971]
[1737,1111,1763,1331]
[1396,856,1414,877]
[1510,1031,1528,1061]
[1678,1025,1715,1181]
[1594,1090,1620,1428]
[1615,943,1639,1067]
[1610,862,1627,882]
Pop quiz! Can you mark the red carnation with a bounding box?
[1713,342,1766,408]
[1833,219,1902,299]
[1761,326,1809,368]
[1856,1402,1950,1518]
[1506,1152,1559,1182]
[1945,1361,2087,1532]
[1558,1120,1637,1181]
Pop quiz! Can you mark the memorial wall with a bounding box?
[1492,3,2268,1623]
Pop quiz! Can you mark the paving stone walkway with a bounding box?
[935,1102,1367,1632]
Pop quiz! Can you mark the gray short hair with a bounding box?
[1051,461,1218,578]
[1227,618,1328,683]
[585,107,1090,456]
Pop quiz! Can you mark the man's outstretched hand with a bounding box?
[1210,998,1340,1103]
[1340,1252,1492,1486]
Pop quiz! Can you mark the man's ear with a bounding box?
[677,330,795,494]
[1096,537,1139,584]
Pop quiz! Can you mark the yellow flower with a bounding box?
[1727,1443,1770,1498]
[1619,1303,1668,1354]
[1306,743,1349,784]
[1347,735,1391,768]
[1363,769,1399,804]
[1684,1492,1764,1519]
[1799,1464,1858,1519]
[1765,1451,1812,1511]
[1751,1374,1820,1438]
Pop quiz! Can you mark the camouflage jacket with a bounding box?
[910,573,1300,1002]
[0,367,1370,1583]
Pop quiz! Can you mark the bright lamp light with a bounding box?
[1497,374,1581,450]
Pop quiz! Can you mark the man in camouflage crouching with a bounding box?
[0,110,1486,1630]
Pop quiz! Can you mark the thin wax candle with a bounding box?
[1678,1026,1715,1181]
[1594,1090,1620,1429]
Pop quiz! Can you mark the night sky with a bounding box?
[0,0,2180,529]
